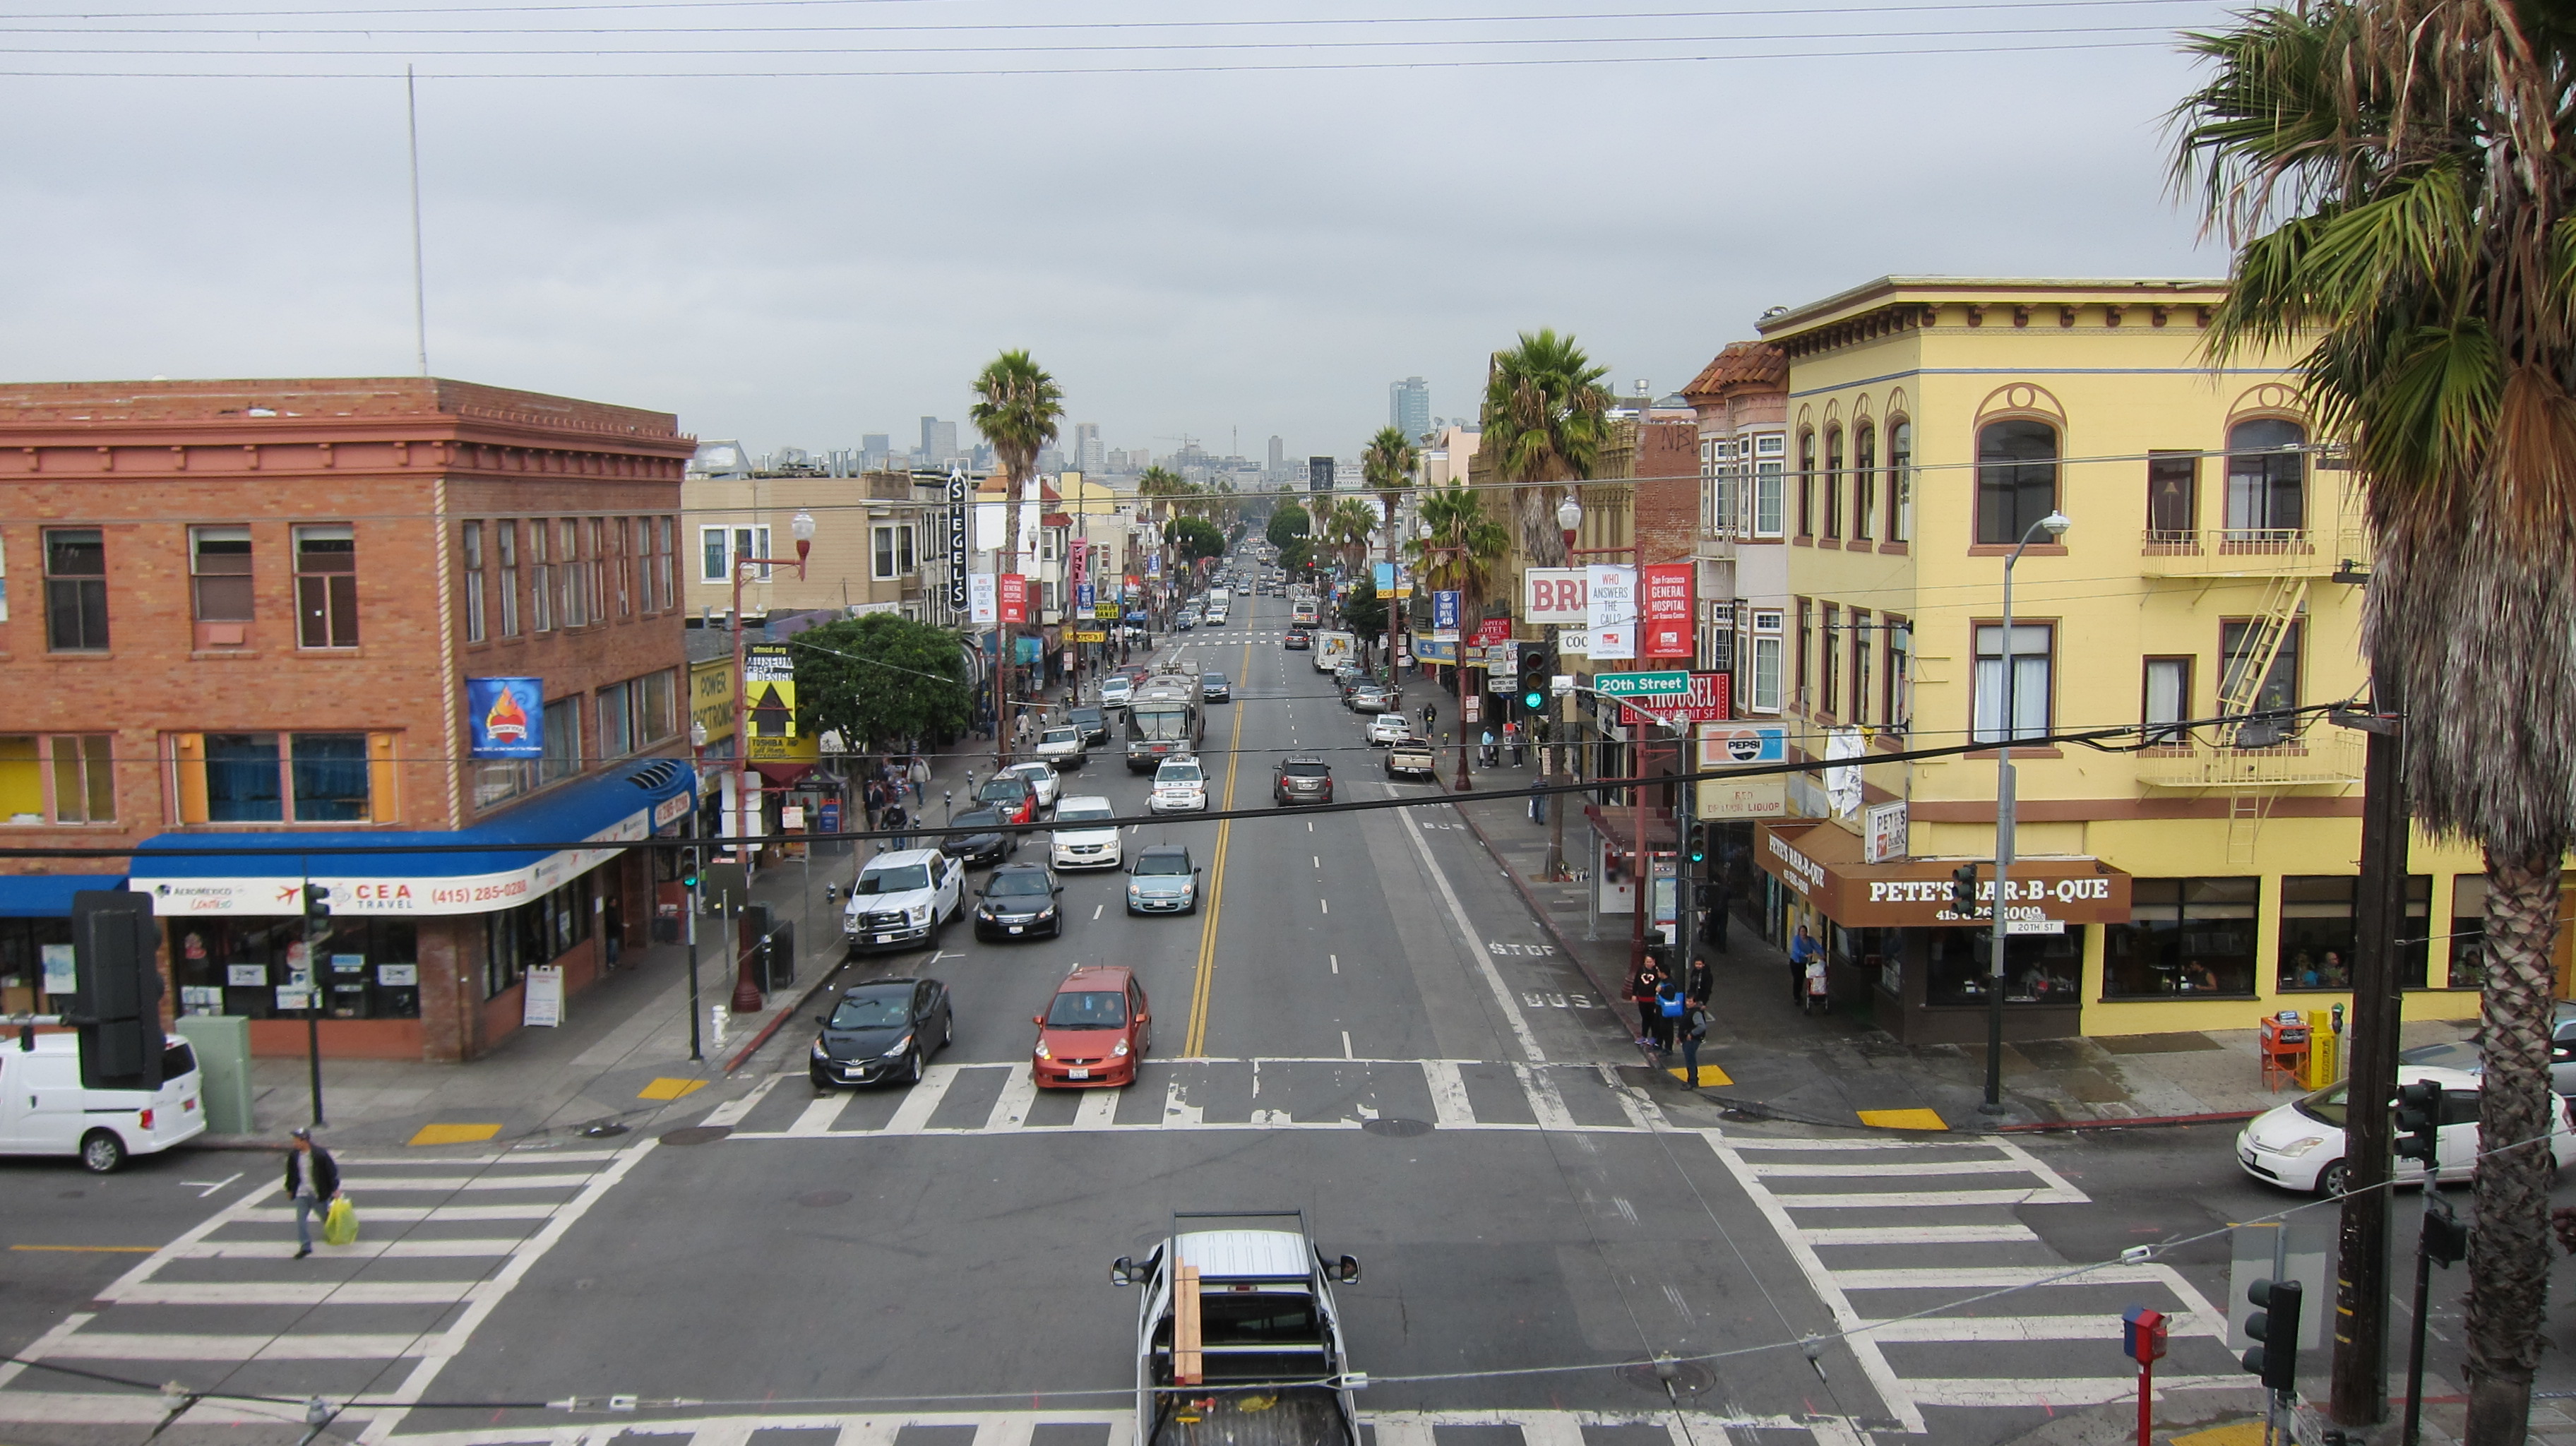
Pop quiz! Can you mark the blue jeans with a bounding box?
[294,1193,319,1250]
[1681,1034,1703,1086]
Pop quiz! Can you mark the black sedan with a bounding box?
[974,862,1066,941]
[810,977,953,1089]
[1069,705,1111,747]
[941,807,1020,867]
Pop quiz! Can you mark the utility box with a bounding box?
[2299,1028,2341,1089]
[174,1014,255,1136]
[761,921,797,992]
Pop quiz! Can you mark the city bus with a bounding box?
[1125,679,1205,771]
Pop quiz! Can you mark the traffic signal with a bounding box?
[679,849,701,891]
[2241,1277,2303,1391]
[2395,1080,2443,1169]
[2423,1202,2468,1267]
[1688,823,1710,866]
[1950,864,1979,917]
[69,890,163,1091]
[1518,646,1554,712]
[302,882,331,920]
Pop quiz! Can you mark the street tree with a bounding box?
[1268,499,1311,551]
[1361,424,1420,644]
[2176,11,2576,1440]
[1479,330,1611,568]
[970,350,1064,757]
[1339,574,1388,640]
[1170,516,1226,562]
[1324,496,1378,575]
[791,614,973,754]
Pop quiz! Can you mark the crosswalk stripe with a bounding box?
[1898,1374,2245,1407]
[1832,1264,2175,1290]
[1860,1313,2224,1343]
[1799,1223,2041,1245]
[236,1203,557,1223]
[788,1092,849,1137]
[700,1072,786,1128]
[984,1063,1040,1130]
[312,1173,595,1192]
[0,1392,362,1426]
[883,1062,963,1133]
[1422,1060,1474,1128]
[97,1280,491,1306]
[1775,1188,2086,1209]
[44,1332,430,1361]
[1752,1157,2034,1178]
[1073,1088,1121,1128]
[169,1237,524,1260]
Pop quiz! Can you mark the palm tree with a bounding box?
[970,351,1064,758]
[1362,426,1421,672]
[1325,496,1378,577]
[1480,330,1612,568]
[2176,12,2576,1440]
[1407,485,1510,786]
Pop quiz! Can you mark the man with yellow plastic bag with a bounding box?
[283,1127,345,1258]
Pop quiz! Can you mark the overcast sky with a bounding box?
[0,0,2243,463]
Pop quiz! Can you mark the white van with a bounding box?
[0,1034,206,1171]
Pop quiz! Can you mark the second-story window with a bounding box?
[460,522,487,644]
[1854,424,1877,540]
[1748,609,1783,714]
[1820,604,1839,715]
[656,517,676,608]
[1849,609,1871,726]
[630,517,650,614]
[497,521,521,636]
[1976,420,2061,545]
[43,528,108,652]
[1972,623,2054,743]
[530,522,553,632]
[586,518,607,622]
[559,519,587,628]
[1753,445,1784,537]
[1822,428,1844,539]
[189,525,254,645]
[2226,419,2307,538]
[1883,619,1911,734]
[1885,419,1912,542]
[294,525,359,648]
[873,525,917,579]
[2149,452,2199,539]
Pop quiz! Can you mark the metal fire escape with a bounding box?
[2212,575,2310,865]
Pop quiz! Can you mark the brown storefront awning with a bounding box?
[1754,820,2132,928]
[1585,803,1678,856]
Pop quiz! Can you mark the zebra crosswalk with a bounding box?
[708,1056,1678,1140]
[1706,1134,2240,1428]
[0,1144,648,1435]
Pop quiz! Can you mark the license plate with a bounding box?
[1068,1068,1090,1080]
[876,934,896,945]
[1008,925,1024,935]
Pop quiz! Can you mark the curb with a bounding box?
[1999,1108,2265,1133]
[721,938,855,1075]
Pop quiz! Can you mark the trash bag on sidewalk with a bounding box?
[322,1195,359,1247]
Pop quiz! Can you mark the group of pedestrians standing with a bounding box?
[1626,952,1715,1085]
[861,754,932,848]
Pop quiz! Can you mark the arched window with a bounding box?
[2226,418,2306,538]
[1853,423,1878,541]
[1796,430,1816,538]
[1976,419,2059,545]
[1822,428,1844,538]
[1886,419,1912,542]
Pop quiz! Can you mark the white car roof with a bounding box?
[861,848,944,869]
[1056,794,1114,813]
[1175,1229,1310,1281]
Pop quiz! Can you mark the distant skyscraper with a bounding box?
[1390,378,1431,441]
[1268,436,1284,475]
[861,434,892,469]
[1309,456,1335,493]
[1074,422,1104,474]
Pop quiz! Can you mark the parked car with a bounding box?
[974,862,1066,941]
[0,1034,205,1172]
[1126,844,1200,914]
[1068,705,1111,747]
[842,849,966,953]
[1351,683,1393,715]
[809,977,953,1089]
[1366,713,1412,746]
[977,772,1039,825]
[1200,672,1232,703]
[1049,794,1123,871]
[1036,725,1087,770]
[1150,757,1209,814]
[2396,1002,2576,1094]
[1099,676,1135,709]
[1273,755,1334,806]
[1004,760,1062,811]
[1031,964,1152,1089]
[1385,737,1439,779]
[2236,1063,2576,1195]
[937,806,1018,868]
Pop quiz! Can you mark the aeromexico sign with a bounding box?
[141,813,653,918]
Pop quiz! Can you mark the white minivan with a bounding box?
[0,1034,207,1172]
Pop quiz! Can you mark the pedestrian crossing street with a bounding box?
[1705,1135,2240,1431]
[707,1056,1676,1140]
[0,1145,649,1435]
[376,1405,1868,1446]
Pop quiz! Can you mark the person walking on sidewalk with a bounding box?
[1788,924,1820,1009]
[863,778,886,833]
[1803,952,1830,1016]
[282,1127,340,1260]
[1527,775,1547,825]
[907,754,931,807]
[1680,996,1712,1087]
[1626,960,1665,1048]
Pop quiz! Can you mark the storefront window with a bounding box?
[2106,877,2260,997]
[0,917,76,1013]
[169,917,421,1020]
[484,872,595,999]
[2276,876,2428,988]
[1924,927,2085,1007]
[2449,874,2486,990]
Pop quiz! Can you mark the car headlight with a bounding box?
[2274,1135,2327,1157]
[1034,1039,1052,1060]
[811,1039,830,1059]
[977,906,996,919]
[1112,1040,1130,1058]
[881,1034,914,1058]
[909,904,931,924]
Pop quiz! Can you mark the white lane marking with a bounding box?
[983,1063,1040,1131]
[700,1071,786,1128]
[1341,1030,1353,1060]
[1072,1089,1121,1130]
[0,1392,329,1427]
[102,1281,491,1307]
[1385,784,1545,1063]
[881,1062,964,1135]
[1801,1223,2042,1245]
[1307,820,1313,831]
[1320,897,1329,914]
[1330,953,1340,974]
[1313,855,1320,868]
[1162,1072,1205,1125]
[47,1333,431,1361]
[1702,1133,1924,1434]
[1775,1188,2081,1209]
[1421,1060,1476,1128]
[1752,1157,2034,1178]
[787,1092,854,1137]
[1093,904,1104,920]
[173,1237,523,1260]
[237,1203,555,1224]
[1511,1061,1578,1131]
[0,1313,93,1393]
[300,1173,594,1192]
[177,1172,242,1198]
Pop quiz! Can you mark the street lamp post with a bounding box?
[1558,494,1658,976]
[729,507,816,1014]
[686,719,708,1062]
[1551,496,1583,880]
[1980,508,2072,1114]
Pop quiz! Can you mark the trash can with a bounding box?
[174,1014,254,1136]
[761,921,797,992]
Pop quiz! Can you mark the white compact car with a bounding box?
[1149,757,1210,814]
[1049,795,1124,870]
[1034,725,1087,770]
[0,1034,206,1172]
[842,849,965,953]
[1367,713,1413,746]
[2236,1063,2576,1195]
[1098,677,1134,709]
[1003,760,1062,811]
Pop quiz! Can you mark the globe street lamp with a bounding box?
[1980,508,2071,1114]
[1547,495,1584,880]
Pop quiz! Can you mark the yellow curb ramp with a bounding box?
[1666,1065,1733,1087]
[638,1077,708,1101]
[406,1123,503,1146]
[1855,1107,1949,1132]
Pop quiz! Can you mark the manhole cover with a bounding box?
[1361,1117,1434,1137]
[797,1190,852,1208]
[580,1121,630,1138]
[659,1125,733,1147]
[1616,1358,1715,1397]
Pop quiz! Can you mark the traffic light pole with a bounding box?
[299,880,330,1128]
[2402,1200,2436,1446]
[2332,682,2407,1428]
[684,813,703,1064]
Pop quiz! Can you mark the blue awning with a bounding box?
[0,873,129,918]
[128,758,695,917]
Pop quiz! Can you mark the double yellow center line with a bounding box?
[1181,625,1257,1057]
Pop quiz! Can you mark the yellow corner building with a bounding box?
[1737,276,2491,1044]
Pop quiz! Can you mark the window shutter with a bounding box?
[173,733,208,824]
[368,732,400,822]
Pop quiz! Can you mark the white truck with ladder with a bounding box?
[1111,1209,1365,1446]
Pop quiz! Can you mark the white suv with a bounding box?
[1050,795,1123,870]
[842,849,965,953]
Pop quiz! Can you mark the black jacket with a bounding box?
[283,1146,340,1200]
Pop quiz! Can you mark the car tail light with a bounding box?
[138,1109,154,1130]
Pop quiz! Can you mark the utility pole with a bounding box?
[2331,669,2408,1426]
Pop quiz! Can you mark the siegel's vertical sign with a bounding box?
[945,467,970,611]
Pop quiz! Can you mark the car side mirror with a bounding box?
[814,1014,829,1027]
[1033,1014,1046,1027]
[1193,867,1203,875]
[1111,1256,1137,1287]
[1336,1255,1362,1284]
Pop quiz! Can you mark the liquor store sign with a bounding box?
[1754,822,2129,928]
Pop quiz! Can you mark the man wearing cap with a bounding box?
[282,1128,340,1260]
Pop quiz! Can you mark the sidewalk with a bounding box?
[1443,746,2474,1133]
[191,735,1010,1154]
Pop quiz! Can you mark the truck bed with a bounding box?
[1149,1387,1352,1446]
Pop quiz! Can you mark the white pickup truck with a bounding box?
[1112,1210,1364,1446]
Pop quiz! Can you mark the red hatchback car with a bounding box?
[1032,965,1152,1088]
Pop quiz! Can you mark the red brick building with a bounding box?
[0,378,698,1060]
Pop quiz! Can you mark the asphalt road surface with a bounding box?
[10,580,2560,1446]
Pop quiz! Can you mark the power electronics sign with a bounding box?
[946,469,970,611]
